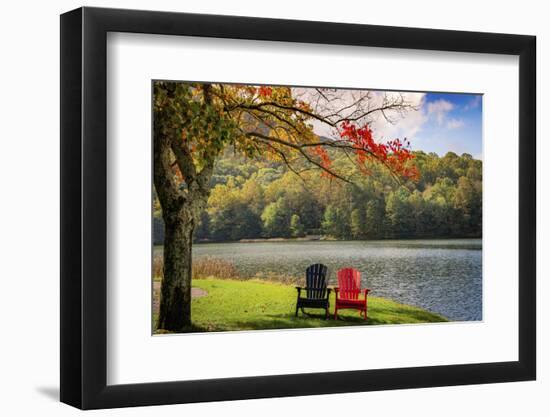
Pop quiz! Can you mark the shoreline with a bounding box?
[156,236,483,246]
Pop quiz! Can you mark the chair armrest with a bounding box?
[301,287,331,291]
[363,289,371,298]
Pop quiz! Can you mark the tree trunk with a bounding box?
[157,204,194,330]
[153,129,212,331]
[153,82,216,331]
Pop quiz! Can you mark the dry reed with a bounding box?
[153,254,241,280]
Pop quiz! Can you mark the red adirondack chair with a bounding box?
[334,268,370,320]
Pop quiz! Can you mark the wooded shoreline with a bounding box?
[154,151,482,246]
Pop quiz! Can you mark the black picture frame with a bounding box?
[60,6,536,410]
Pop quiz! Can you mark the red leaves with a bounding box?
[339,121,419,181]
[311,145,333,178]
[341,120,387,160]
[258,86,273,97]
[241,85,273,98]
[245,86,257,95]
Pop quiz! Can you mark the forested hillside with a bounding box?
[153,149,482,244]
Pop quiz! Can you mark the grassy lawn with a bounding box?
[154,278,447,333]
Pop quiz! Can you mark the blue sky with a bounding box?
[412,93,483,159]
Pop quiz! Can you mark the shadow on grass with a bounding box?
[156,323,210,334]
[369,304,447,323]
[155,306,446,334]
[156,313,375,334]
[217,312,379,331]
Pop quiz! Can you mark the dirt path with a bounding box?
[152,281,208,315]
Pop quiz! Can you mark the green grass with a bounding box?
[154,278,447,333]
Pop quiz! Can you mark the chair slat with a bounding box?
[306,263,327,299]
[337,267,361,300]
[334,267,369,320]
[296,264,330,319]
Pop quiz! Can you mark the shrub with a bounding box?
[153,254,241,280]
[192,256,241,279]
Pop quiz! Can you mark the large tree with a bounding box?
[153,82,418,331]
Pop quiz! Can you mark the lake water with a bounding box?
[156,239,482,321]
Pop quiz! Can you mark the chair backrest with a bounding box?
[305,264,328,299]
[337,268,361,300]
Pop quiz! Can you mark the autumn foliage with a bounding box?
[339,120,419,181]
[156,82,419,185]
[209,84,419,183]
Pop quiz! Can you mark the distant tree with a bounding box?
[210,202,261,241]
[425,177,456,203]
[261,198,291,237]
[194,211,210,241]
[454,176,482,235]
[233,204,263,240]
[386,188,414,238]
[408,190,427,236]
[350,208,366,239]
[239,177,265,215]
[365,199,385,239]
[322,204,351,239]
[290,214,305,237]
[207,181,262,241]
[322,205,339,237]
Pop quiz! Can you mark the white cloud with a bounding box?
[463,95,481,111]
[424,99,465,130]
[302,89,427,143]
[427,99,454,125]
[446,118,465,129]
[368,92,427,140]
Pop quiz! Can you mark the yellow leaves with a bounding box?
[191,87,202,98]
[157,81,325,174]
[207,182,242,215]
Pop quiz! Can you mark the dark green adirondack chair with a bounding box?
[295,263,331,319]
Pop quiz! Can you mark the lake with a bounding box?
[155,239,482,322]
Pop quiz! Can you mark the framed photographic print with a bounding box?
[60,6,536,410]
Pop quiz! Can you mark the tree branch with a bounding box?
[245,131,353,184]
